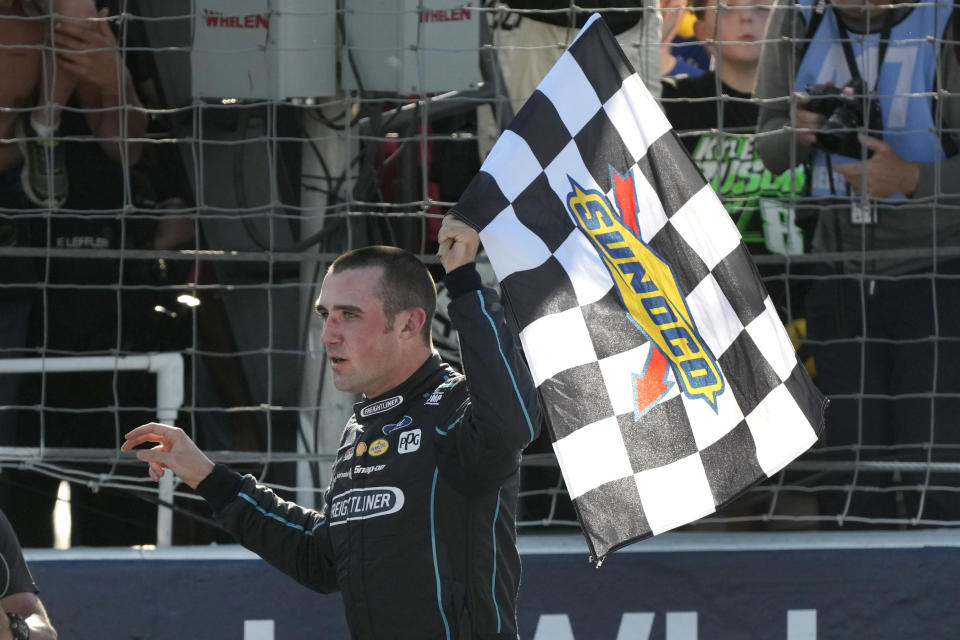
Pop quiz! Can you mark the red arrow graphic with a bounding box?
[633,347,673,419]
[612,170,639,235]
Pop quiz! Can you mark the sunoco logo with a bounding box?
[329,487,404,525]
[360,395,402,418]
[565,171,725,411]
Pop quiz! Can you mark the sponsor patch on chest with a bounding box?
[360,395,403,417]
[398,429,421,454]
[328,487,404,525]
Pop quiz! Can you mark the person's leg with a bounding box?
[805,272,896,527]
[888,261,960,524]
[929,263,960,523]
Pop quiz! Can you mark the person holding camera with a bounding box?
[0,508,57,640]
[662,0,816,324]
[755,0,960,525]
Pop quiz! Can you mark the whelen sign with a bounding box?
[200,9,270,30]
[191,0,480,100]
[191,0,336,99]
[341,0,481,94]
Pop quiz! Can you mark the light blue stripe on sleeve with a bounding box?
[435,414,464,437]
[238,492,319,536]
[476,290,535,442]
[429,468,452,640]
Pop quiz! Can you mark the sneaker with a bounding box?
[18,118,68,208]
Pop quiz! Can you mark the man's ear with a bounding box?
[398,308,427,341]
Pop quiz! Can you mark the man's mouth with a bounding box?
[330,356,347,366]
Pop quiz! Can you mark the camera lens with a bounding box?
[816,104,863,158]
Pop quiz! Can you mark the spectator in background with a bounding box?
[0,0,156,547]
[660,0,705,77]
[0,0,44,444]
[475,3,652,529]
[670,7,711,75]
[477,1,650,159]
[477,0,730,530]
[662,0,812,322]
[661,0,815,527]
[19,0,143,208]
[755,0,960,525]
[0,508,58,640]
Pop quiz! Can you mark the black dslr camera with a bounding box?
[804,79,883,158]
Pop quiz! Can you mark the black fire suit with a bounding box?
[196,264,541,639]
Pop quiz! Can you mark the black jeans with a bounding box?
[805,259,960,525]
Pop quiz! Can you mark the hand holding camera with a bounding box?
[793,99,825,148]
[833,136,921,198]
[795,79,918,198]
[803,79,884,159]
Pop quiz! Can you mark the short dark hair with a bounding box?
[328,246,437,346]
[690,0,713,13]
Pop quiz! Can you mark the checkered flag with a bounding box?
[452,14,826,561]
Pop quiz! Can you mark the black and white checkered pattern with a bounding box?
[454,14,826,560]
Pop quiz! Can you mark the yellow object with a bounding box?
[785,317,817,378]
[677,10,698,36]
[785,317,806,350]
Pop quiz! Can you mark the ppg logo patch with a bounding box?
[398,429,421,454]
[328,487,404,525]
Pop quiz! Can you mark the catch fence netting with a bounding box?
[0,0,957,547]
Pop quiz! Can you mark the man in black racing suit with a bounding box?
[122,214,542,640]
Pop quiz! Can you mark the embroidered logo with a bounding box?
[329,487,404,525]
[382,415,413,436]
[565,171,725,412]
[360,395,403,418]
[369,439,389,456]
[398,429,421,454]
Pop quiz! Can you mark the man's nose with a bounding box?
[320,319,339,345]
